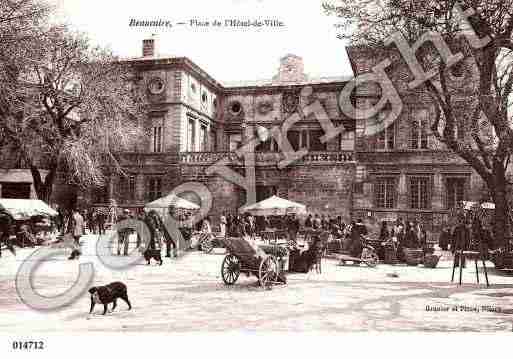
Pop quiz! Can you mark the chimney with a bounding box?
[142,36,156,57]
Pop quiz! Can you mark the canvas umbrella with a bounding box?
[144,193,200,211]
[239,195,306,216]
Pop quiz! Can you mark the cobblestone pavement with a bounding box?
[1,234,512,332]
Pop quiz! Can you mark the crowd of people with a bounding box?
[0,199,500,267]
[199,211,495,261]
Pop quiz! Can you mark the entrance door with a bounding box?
[256,185,277,203]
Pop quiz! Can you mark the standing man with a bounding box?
[97,209,106,235]
[287,213,300,246]
[87,208,96,234]
[72,208,85,246]
[117,209,130,256]
[355,218,368,236]
[438,226,451,251]
[304,214,313,229]
[313,214,322,230]
[220,212,227,237]
[56,206,64,235]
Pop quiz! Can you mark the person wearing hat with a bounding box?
[71,208,85,246]
[117,209,131,256]
[219,212,227,238]
[286,212,300,246]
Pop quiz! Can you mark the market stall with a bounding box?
[145,193,200,222]
[0,199,57,220]
[239,195,306,242]
[238,196,317,273]
[0,199,58,247]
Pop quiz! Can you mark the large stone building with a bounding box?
[88,38,487,235]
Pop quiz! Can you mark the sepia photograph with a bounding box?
[1,0,513,356]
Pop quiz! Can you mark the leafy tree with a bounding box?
[324,0,513,247]
[0,0,145,204]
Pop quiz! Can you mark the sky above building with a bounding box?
[51,0,354,83]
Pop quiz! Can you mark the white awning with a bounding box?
[0,199,58,220]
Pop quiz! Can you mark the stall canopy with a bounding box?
[239,195,306,216]
[0,199,58,220]
[144,194,200,211]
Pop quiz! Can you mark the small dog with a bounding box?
[88,282,132,315]
[143,249,163,265]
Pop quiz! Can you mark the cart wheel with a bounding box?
[259,256,278,288]
[201,238,214,254]
[363,252,379,268]
[221,254,240,285]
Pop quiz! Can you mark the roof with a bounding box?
[224,75,351,88]
[122,54,351,90]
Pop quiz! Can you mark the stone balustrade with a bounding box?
[179,151,354,165]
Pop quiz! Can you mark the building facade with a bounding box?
[86,38,487,236]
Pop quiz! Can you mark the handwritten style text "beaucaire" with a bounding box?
[129,19,173,27]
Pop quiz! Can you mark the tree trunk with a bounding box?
[29,164,57,203]
[490,166,510,249]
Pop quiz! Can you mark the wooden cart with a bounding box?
[220,237,284,288]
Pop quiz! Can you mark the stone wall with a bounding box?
[179,163,355,227]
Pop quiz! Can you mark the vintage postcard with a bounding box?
[1,0,513,356]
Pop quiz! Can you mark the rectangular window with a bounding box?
[287,130,300,151]
[353,182,364,194]
[376,123,395,150]
[152,126,163,152]
[92,185,108,204]
[148,178,162,202]
[410,177,430,209]
[129,175,136,201]
[210,130,217,151]
[309,130,326,151]
[199,124,207,151]
[187,118,195,152]
[301,130,308,149]
[410,109,429,149]
[446,178,466,209]
[374,177,396,209]
[229,134,242,151]
[340,131,355,151]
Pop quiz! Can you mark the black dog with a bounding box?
[143,249,163,265]
[88,282,132,315]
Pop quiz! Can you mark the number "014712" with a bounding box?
[12,341,44,350]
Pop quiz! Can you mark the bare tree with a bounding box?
[0,1,145,203]
[324,0,513,247]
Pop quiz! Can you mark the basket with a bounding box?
[423,254,440,268]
